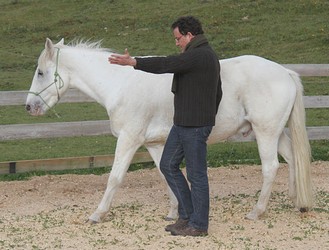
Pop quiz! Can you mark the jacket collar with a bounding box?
[185,34,208,52]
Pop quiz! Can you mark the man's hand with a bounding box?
[108,48,137,66]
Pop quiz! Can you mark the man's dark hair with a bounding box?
[171,16,204,36]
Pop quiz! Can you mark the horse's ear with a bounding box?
[56,38,64,46]
[45,38,55,59]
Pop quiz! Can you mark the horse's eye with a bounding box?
[37,69,44,76]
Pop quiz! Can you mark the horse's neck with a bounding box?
[62,48,129,109]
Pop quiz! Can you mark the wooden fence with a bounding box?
[0,64,328,174]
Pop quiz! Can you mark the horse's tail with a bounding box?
[287,69,313,211]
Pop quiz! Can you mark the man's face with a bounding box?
[173,27,194,52]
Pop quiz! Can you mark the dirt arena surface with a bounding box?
[0,161,328,250]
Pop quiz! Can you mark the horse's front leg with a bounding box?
[88,133,143,223]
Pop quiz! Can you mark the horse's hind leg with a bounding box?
[88,132,143,223]
[246,132,280,220]
[146,144,178,220]
[278,131,297,205]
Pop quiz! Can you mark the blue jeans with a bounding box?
[160,125,213,231]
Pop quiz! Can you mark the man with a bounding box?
[109,16,222,237]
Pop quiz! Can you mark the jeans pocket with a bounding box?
[194,126,213,140]
[202,126,213,138]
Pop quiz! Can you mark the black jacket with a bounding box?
[135,35,222,127]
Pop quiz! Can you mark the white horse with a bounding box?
[26,38,313,223]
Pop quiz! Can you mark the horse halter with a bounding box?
[27,47,64,117]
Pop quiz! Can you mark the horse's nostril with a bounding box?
[26,105,31,111]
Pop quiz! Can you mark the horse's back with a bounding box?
[220,55,296,83]
[220,55,297,106]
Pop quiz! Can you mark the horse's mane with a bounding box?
[38,39,114,66]
[67,39,113,53]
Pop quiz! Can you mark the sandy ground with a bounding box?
[0,161,328,250]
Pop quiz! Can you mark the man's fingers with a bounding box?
[108,49,134,66]
[124,48,130,57]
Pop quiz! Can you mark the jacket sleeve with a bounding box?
[134,51,201,74]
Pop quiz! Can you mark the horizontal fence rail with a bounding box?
[1,89,329,108]
[0,120,112,140]
[0,89,95,106]
[282,64,329,76]
[0,64,328,174]
[1,120,328,141]
[0,152,153,175]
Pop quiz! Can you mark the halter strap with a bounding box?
[27,47,64,118]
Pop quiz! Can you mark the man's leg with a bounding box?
[181,126,212,231]
[160,125,193,220]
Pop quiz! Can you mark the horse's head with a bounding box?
[26,38,69,116]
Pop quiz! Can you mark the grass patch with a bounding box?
[0,103,108,125]
[0,135,118,162]
[1,0,328,90]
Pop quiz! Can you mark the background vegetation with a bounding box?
[0,0,328,177]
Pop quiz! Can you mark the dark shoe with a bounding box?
[165,218,189,232]
[171,225,208,237]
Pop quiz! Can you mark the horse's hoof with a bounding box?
[245,215,257,220]
[88,213,102,223]
[245,211,259,220]
[300,207,309,213]
[164,216,175,221]
[86,219,98,224]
